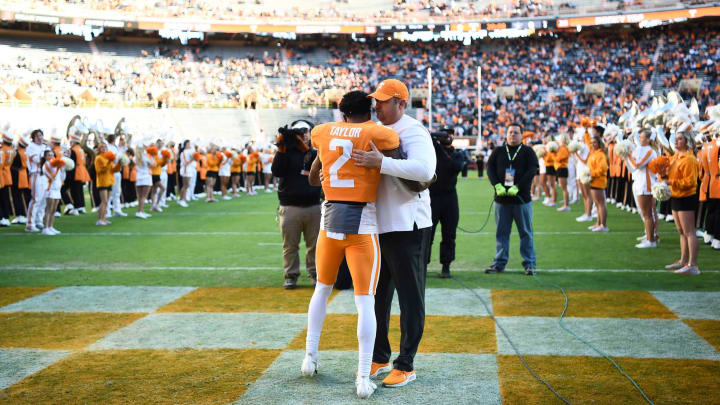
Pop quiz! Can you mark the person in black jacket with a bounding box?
[485,123,539,275]
[271,121,322,289]
[428,130,465,278]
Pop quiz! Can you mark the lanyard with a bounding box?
[506,144,521,166]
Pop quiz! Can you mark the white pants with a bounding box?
[31,175,48,227]
[189,174,197,198]
[109,172,123,214]
[567,158,578,201]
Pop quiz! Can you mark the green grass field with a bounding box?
[1,176,718,291]
[1,176,719,404]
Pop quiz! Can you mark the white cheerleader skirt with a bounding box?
[632,180,654,196]
[136,173,152,187]
[219,166,231,177]
[539,158,546,174]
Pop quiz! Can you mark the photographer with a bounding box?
[428,128,465,278]
[271,120,322,289]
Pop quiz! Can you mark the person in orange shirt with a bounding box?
[68,134,91,215]
[302,91,401,399]
[205,144,221,202]
[664,132,701,275]
[543,136,557,206]
[587,136,609,232]
[230,150,246,197]
[554,133,571,211]
[94,142,121,226]
[245,146,260,196]
[699,133,720,250]
[165,141,178,202]
[0,132,15,226]
[150,139,169,212]
[10,136,31,224]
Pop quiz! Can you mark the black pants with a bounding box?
[90,180,101,208]
[70,180,86,209]
[705,199,720,239]
[0,186,12,219]
[373,225,432,372]
[429,191,459,266]
[11,185,29,217]
[166,173,177,197]
[476,159,484,177]
[122,179,136,204]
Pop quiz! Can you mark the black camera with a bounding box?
[431,131,453,146]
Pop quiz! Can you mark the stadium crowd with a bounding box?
[2,24,718,144]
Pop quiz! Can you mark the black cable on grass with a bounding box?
[457,196,494,234]
[453,276,572,405]
[530,273,655,405]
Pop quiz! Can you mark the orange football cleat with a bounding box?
[382,369,416,387]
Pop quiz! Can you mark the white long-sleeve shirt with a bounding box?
[376,114,436,233]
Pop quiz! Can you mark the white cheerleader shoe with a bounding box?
[703,232,712,244]
[635,240,657,248]
[301,353,318,377]
[222,195,232,200]
[712,239,720,250]
[356,376,377,399]
[665,215,674,223]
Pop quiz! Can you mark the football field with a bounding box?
[0,177,718,404]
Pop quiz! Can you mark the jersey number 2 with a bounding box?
[329,138,354,188]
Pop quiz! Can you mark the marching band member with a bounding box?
[25,129,45,232]
[122,148,137,208]
[68,133,91,214]
[135,142,155,218]
[165,141,178,203]
[554,133,571,211]
[0,131,14,226]
[177,140,195,207]
[94,142,121,226]
[10,136,31,225]
[219,148,233,200]
[587,136,609,232]
[664,131,701,275]
[195,147,207,199]
[700,130,720,250]
[626,128,658,248]
[41,151,66,235]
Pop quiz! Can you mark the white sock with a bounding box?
[305,282,334,359]
[355,294,376,378]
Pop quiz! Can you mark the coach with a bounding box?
[485,123,539,275]
[352,79,436,388]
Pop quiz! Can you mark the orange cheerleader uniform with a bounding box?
[246,152,260,173]
[668,152,700,198]
[95,153,121,188]
[587,149,609,189]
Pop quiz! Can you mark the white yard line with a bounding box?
[0,231,682,237]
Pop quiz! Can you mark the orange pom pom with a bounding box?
[146,146,158,156]
[648,156,670,175]
[224,150,233,158]
[161,149,171,159]
[102,151,116,161]
[50,157,65,168]
[216,151,224,161]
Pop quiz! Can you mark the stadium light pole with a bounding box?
[427,67,432,132]
[477,65,483,149]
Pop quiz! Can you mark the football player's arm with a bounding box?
[308,155,322,187]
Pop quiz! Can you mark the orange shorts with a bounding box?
[316,230,381,296]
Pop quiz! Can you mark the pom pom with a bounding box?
[224,150,233,158]
[193,152,202,161]
[648,156,670,176]
[578,166,592,184]
[161,149,171,159]
[50,157,65,168]
[546,141,559,153]
[216,151,224,161]
[614,140,634,158]
[533,145,546,158]
[102,151,116,161]
[568,140,583,153]
[146,146,158,156]
[63,157,75,171]
[118,154,130,166]
[652,182,672,201]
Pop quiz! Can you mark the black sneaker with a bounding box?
[484,265,505,274]
[283,278,298,289]
[439,263,452,278]
[524,268,536,276]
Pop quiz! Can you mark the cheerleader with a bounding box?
[626,128,659,248]
[230,151,246,197]
[554,133,571,211]
[664,131,701,275]
[0,132,14,227]
[532,145,550,201]
[204,144,221,202]
[245,146,259,196]
[177,140,195,207]
[573,128,594,222]
[122,148,137,207]
[94,143,122,226]
[219,148,233,200]
[543,137,557,206]
[195,148,207,198]
[165,141,178,202]
[587,136,609,232]
[149,140,168,212]
[41,151,65,235]
[134,143,155,218]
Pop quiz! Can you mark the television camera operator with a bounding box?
[271,120,322,290]
[427,127,465,278]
